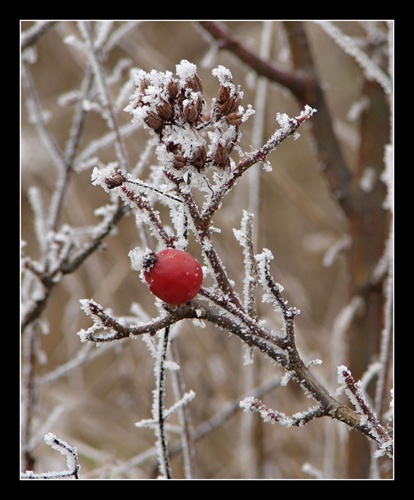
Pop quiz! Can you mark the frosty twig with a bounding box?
[155,327,172,478]
[21,433,80,480]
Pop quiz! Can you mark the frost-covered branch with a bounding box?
[336,366,393,458]
[78,21,130,171]
[316,21,392,96]
[200,106,316,227]
[233,210,258,316]
[240,397,324,427]
[154,327,172,478]
[78,299,181,342]
[21,433,80,480]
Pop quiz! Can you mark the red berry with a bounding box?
[143,249,203,305]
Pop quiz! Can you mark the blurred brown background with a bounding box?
[21,21,391,479]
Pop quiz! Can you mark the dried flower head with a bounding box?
[124,60,254,174]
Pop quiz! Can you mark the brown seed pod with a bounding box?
[138,76,150,94]
[220,94,241,116]
[218,84,231,103]
[212,142,230,169]
[157,99,174,121]
[182,100,199,123]
[105,170,126,189]
[186,73,203,93]
[190,145,207,171]
[144,110,163,131]
[166,78,180,100]
[173,153,186,170]
[225,112,243,127]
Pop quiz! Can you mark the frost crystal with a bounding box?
[176,59,198,82]
[91,163,120,192]
[129,246,152,272]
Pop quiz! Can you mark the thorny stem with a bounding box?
[81,300,179,342]
[80,96,388,450]
[247,398,325,426]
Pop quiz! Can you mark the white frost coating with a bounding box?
[275,112,291,129]
[302,462,326,479]
[243,344,254,365]
[176,59,198,82]
[239,396,256,412]
[28,186,48,253]
[359,166,377,193]
[192,319,206,328]
[129,246,152,272]
[347,96,370,121]
[164,360,180,371]
[163,390,196,420]
[43,433,78,474]
[91,163,119,192]
[280,371,294,386]
[305,358,323,367]
[381,144,393,212]
[212,65,233,84]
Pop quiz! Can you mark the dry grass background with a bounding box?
[21,21,388,479]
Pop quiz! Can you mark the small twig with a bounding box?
[155,327,172,478]
[200,106,316,227]
[337,365,393,457]
[240,397,324,427]
[170,340,197,478]
[21,433,80,480]
[120,185,176,247]
[78,21,130,172]
[21,325,38,472]
[234,211,258,317]
[78,299,180,342]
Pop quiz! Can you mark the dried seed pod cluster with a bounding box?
[125,60,254,174]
